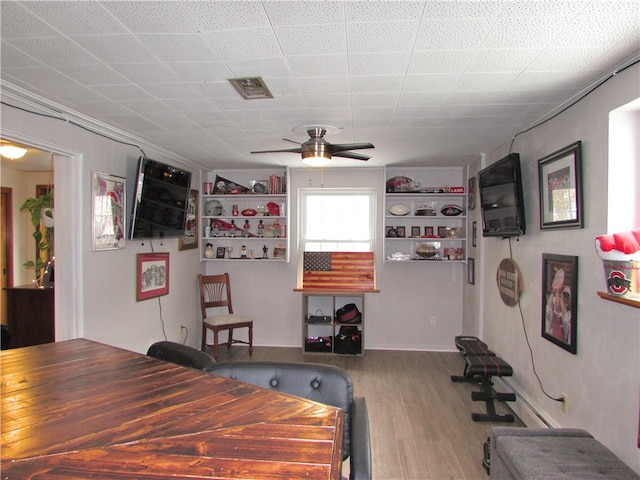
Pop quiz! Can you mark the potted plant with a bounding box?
[20,191,54,288]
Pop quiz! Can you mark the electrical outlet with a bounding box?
[430,316,436,326]
[561,393,568,413]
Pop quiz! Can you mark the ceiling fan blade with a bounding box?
[330,143,375,153]
[282,138,302,145]
[333,151,371,161]
[250,148,302,154]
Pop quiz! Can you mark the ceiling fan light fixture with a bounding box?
[228,77,273,100]
[301,155,331,167]
[0,144,28,159]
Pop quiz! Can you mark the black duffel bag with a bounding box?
[336,303,362,324]
[334,326,362,355]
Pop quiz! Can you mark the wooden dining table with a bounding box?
[1,338,344,479]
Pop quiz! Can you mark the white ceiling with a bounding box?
[1,0,639,170]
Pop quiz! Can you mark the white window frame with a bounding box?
[298,188,376,253]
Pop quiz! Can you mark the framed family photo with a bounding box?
[538,141,583,230]
[137,253,169,301]
[541,253,578,354]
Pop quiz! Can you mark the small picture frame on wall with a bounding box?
[216,247,226,259]
[467,258,475,285]
[396,226,406,238]
[437,226,447,238]
[92,171,126,251]
[411,226,421,238]
[137,253,169,301]
[178,189,198,251]
[538,141,583,230]
[424,226,434,237]
[541,253,578,354]
[472,221,477,247]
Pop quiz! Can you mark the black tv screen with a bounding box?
[478,153,526,237]
[129,157,192,240]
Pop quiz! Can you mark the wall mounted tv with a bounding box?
[129,157,192,240]
[478,152,526,238]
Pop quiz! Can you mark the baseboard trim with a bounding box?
[495,377,559,428]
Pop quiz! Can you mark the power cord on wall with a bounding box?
[507,237,564,404]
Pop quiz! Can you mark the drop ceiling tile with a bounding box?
[1,66,80,90]
[414,18,496,50]
[481,16,569,49]
[101,1,198,34]
[263,1,346,26]
[7,37,98,66]
[347,21,419,53]
[525,47,611,71]
[70,34,157,64]
[464,49,541,72]
[408,50,474,74]
[167,61,234,82]
[302,94,350,109]
[224,58,290,78]
[579,1,640,15]
[1,41,43,68]
[403,74,463,92]
[0,2,60,38]
[255,78,299,97]
[201,28,281,62]
[351,92,400,108]
[286,54,349,77]
[551,15,640,48]
[499,1,589,17]
[398,91,450,106]
[294,76,350,95]
[19,1,128,35]
[89,84,155,102]
[110,62,181,84]
[118,99,181,115]
[140,83,202,100]
[348,52,411,76]
[455,72,521,91]
[182,1,270,31]
[390,105,441,118]
[55,64,130,86]
[350,75,405,94]
[421,1,505,18]
[255,94,306,110]
[136,34,218,63]
[345,1,424,22]
[263,108,312,123]
[275,24,346,55]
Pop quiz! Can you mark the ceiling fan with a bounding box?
[251,126,374,166]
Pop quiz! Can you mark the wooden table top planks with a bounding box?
[1,338,344,479]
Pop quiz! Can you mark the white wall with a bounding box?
[473,62,640,471]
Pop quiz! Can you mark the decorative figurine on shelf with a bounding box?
[230,220,236,237]
[204,243,214,259]
[241,245,247,258]
[262,245,268,258]
[273,219,280,238]
[257,219,264,237]
[204,225,211,238]
[243,219,251,237]
[212,220,220,237]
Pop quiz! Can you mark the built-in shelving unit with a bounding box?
[384,167,468,263]
[200,169,289,262]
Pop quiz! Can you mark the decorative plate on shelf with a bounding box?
[389,204,410,216]
[441,204,464,216]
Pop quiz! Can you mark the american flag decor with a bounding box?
[302,252,375,291]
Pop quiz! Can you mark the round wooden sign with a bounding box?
[496,258,522,306]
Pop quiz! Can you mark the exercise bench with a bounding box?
[465,354,515,422]
[450,335,495,382]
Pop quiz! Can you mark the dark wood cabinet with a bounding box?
[4,285,54,348]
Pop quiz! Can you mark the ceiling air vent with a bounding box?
[228,77,273,100]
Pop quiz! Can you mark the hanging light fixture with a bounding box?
[0,144,28,159]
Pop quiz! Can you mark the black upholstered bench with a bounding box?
[451,335,496,382]
[465,354,515,422]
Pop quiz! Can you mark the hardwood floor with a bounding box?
[216,346,524,480]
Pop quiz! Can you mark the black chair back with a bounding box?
[147,341,216,371]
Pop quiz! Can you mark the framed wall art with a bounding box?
[467,258,475,285]
[538,141,583,230]
[411,226,421,238]
[396,226,406,238]
[472,221,477,247]
[179,189,198,251]
[424,226,434,237]
[92,171,126,251]
[137,253,169,301]
[541,253,578,354]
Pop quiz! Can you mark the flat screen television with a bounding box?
[129,156,192,240]
[478,153,526,238]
